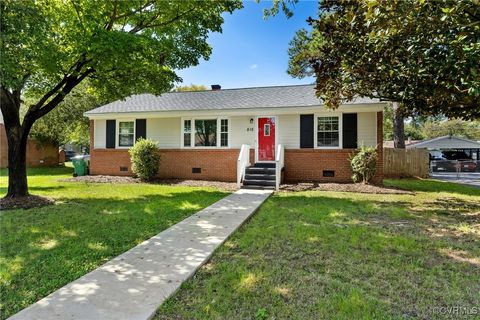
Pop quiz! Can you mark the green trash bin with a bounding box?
[72,156,87,177]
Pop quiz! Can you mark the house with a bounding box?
[407,135,480,160]
[84,84,386,188]
[0,113,59,168]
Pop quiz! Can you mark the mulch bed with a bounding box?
[279,182,414,194]
[60,175,238,191]
[61,175,412,194]
[0,195,55,210]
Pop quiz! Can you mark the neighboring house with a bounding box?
[84,84,385,188]
[407,135,480,160]
[0,113,59,168]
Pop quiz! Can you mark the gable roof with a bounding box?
[85,84,381,115]
[407,136,480,149]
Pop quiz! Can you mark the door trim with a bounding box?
[255,116,278,163]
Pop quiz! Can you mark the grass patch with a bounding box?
[0,166,228,319]
[156,179,480,320]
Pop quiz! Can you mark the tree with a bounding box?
[174,84,208,92]
[421,119,480,140]
[22,83,98,147]
[0,0,241,197]
[288,1,480,126]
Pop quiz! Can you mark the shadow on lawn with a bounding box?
[155,192,480,320]
[0,189,226,319]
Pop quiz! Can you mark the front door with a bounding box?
[257,117,276,161]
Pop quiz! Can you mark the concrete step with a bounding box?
[241,185,275,190]
[253,162,276,168]
[244,173,276,181]
[243,179,276,187]
[245,167,276,175]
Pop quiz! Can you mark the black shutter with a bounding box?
[106,120,116,149]
[300,114,314,148]
[342,113,357,149]
[135,119,146,141]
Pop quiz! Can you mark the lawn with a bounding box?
[156,179,480,320]
[0,166,228,319]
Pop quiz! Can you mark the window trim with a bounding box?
[181,116,230,149]
[314,113,342,149]
[116,119,136,149]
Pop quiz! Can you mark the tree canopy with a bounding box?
[0,0,241,197]
[174,84,208,92]
[288,0,480,119]
[22,83,98,146]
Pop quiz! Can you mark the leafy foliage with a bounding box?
[288,0,480,119]
[174,84,208,92]
[1,0,241,196]
[129,138,160,181]
[22,83,98,146]
[350,146,377,184]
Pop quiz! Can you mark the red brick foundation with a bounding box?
[90,149,240,181]
[284,149,355,182]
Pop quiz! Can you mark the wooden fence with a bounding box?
[383,148,429,178]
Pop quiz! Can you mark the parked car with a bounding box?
[430,150,477,172]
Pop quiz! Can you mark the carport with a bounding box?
[407,135,480,160]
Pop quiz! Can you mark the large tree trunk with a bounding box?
[5,123,29,197]
[392,102,405,149]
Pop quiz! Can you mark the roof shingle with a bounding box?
[85,84,381,115]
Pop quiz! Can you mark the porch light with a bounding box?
[250,118,254,124]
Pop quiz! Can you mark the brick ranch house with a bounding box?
[85,84,385,189]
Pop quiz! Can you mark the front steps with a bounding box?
[242,163,276,190]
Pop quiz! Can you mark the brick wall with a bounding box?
[0,124,59,168]
[283,149,355,182]
[90,148,240,181]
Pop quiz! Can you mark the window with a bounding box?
[264,124,270,136]
[182,118,229,148]
[195,119,217,147]
[118,121,134,147]
[183,120,191,147]
[220,119,229,147]
[317,116,339,147]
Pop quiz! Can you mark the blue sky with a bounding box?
[176,0,317,89]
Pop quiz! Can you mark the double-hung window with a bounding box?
[317,116,340,147]
[118,121,135,147]
[183,118,229,148]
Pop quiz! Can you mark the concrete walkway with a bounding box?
[9,189,272,320]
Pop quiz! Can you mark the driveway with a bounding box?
[430,172,480,188]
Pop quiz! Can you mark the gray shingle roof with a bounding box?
[85,84,381,115]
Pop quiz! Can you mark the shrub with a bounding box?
[350,146,377,184]
[128,138,160,181]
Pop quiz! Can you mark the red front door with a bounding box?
[258,117,276,161]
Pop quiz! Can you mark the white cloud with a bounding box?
[249,64,258,70]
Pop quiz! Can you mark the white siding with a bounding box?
[277,115,299,148]
[147,118,181,148]
[94,119,106,149]
[230,116,255,148]
[357,112,377,147]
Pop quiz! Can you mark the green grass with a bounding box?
[0,166,228,319]
[156,179,480,320]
